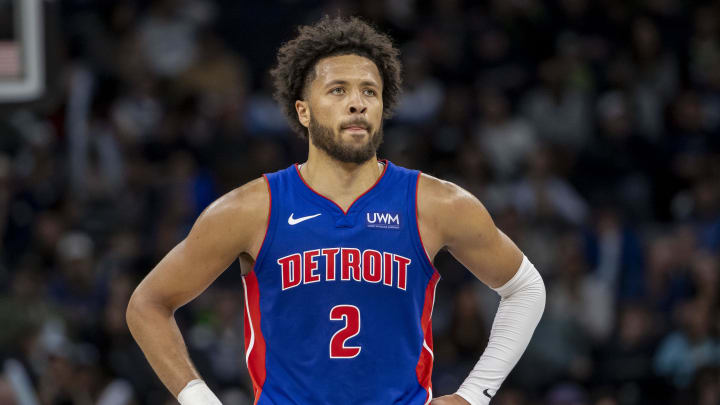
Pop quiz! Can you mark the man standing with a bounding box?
[126,16,545,405]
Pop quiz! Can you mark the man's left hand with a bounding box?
[431,394,471,404]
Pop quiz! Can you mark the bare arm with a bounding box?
[417,174,522,287]
[418,174,545,405]
[126,177,269,397]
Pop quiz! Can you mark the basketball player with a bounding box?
[127,16,545,405]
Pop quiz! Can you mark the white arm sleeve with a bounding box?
[455,256,546,405]
[177,380,222,405]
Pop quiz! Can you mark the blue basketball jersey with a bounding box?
[241,160,440,405]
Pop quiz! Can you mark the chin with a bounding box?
[343,139,371,150]
[338,133,368,143]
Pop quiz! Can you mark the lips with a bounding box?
[342,124,369,132]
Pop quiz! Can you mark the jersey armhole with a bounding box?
[247,174,276,277]
[410,171,441,280]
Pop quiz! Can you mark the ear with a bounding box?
[295,100,310,128]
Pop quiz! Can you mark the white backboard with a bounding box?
[0,0,44,102]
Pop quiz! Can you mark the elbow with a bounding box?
[523,265,547,319]
[524,272,546,331]
[125,287,169,334]
[537,275,547,314]
[125,289,144,335]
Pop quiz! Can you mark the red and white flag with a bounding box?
[0,41,21,78]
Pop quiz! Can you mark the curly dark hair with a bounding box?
[270,16,403,138]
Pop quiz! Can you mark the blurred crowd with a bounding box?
[0,0,719,404]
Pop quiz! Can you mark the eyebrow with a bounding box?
[324,79,380,88]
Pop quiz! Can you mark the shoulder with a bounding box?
[189,177,269,252]
[416,173,495,245]
[417,173,487,216]
[202,177,269,221]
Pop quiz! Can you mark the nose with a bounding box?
[348,90,367,114]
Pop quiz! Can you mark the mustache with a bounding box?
[340,119,371,130]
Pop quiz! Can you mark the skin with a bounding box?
[126,54,523,404]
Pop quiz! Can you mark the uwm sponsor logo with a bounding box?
[366,212,400,229]
[277,248,411,291]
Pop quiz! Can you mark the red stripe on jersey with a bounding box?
[416,270,440,402]
[242,272,266,404]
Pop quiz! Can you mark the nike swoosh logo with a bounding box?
[483,389,494,399]
[288,213,322,225]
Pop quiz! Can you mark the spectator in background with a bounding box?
[394,44,444,125]
[3,112,64,267]
[554,31,595,94]
[594,304,663,404]
[0,266,57,356]
[137,0,208,78]
[48,232,107,336]
[148,150,217,262]
[245,72,291,137]
[176,30,249,135]
[111,74,164,142]
[453,142,505,213]
[66,73,125,200]
[654,299,720,389]
[447,286,488,360]
[418,0,468,78]
[574,91,655,219]
[491,388,528,405]
[510,147,589,226]
[426,84,474,170]
[667,90,713,186]
[583,202,645,302]
[521,56,591,152]
[545,382,590,405]
[689,177,720,253]
[0,154,12,268]
[688,5,720,91]
[515,232,600,389]
[692,367,720,405]
[687,252,719,308]
[37,341,136,405]
[470,26,530,98]
[629,16,679,140]
[432,283,490,398]
[547,231,615,344]
[696,55,720,135]
[0,377,16,405]
[186,288,251,396]
[644,227,697,319]
[474,86,537,182]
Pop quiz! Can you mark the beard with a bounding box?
[308,115,383,164]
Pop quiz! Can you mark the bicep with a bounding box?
[442,190,524,289]
[133,181,268,310]
[136,233,239,311]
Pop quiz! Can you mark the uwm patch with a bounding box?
[365,212,401,230]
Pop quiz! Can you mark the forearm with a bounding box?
[126,295,201,397]
[456,256,546,404]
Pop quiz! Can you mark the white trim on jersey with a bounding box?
[242,277,256,366]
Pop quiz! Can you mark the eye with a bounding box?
[330,87,345,95]
[363,89,377,96]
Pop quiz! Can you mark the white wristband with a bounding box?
[177,379,222,405]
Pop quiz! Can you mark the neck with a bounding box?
[300,145,383,211]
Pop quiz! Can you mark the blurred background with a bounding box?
[0,0,719,404]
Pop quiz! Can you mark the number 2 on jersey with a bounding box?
[329,305,361,358]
